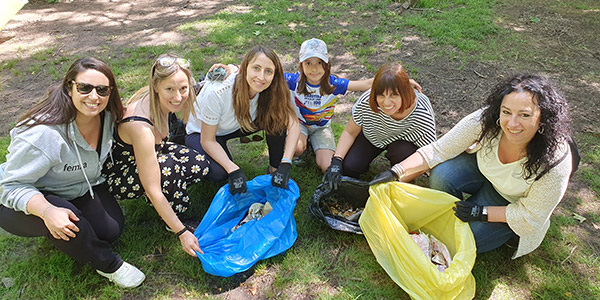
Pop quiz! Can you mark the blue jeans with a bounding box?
[429,153,517,253]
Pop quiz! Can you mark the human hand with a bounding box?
[271,162,291,189]
[207,64,237,81]
[409,79,422,93]
[322,156,343,190]
[228,168,248,194]
[369,170,398,186]
[42,206,80,241]
[453,201,487,222]
[178,230,203,257]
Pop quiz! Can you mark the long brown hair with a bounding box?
[233,46,294,135]
[127,53,196,132]
[297,59,335,96]
[368,63,416,113]
[17,57,123,129]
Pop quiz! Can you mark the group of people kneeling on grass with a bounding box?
[0,38,577,288]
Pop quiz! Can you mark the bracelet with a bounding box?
[391,163,406,179]
[281,158,292,164]
[40,205,52,219]
[481,206,489,222]
[175,227,189,237]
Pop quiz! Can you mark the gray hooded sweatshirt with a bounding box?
[0,112,114,214]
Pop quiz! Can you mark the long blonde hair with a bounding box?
[127,53,196,131]
[232,46,294,135]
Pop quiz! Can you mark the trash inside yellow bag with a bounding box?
[359,182,476,300]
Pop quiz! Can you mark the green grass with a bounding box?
[1,0,599,299]
[578,133,600,195]
[405,0,501,52]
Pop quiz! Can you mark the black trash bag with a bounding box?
[168,112,186,145]
[309,176,370,234]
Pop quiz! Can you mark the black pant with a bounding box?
[0,182,124,273]
[185,129,286,182]
[343,131,418,178]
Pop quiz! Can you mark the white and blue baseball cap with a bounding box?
[299,38,329,63]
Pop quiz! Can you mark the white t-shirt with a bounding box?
[187,74,259,136]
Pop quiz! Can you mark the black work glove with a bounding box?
[453,201,487,222]
[271,162,291,189]
[322,156,343,190]
[228,169,247,195]
[369,170,398,186]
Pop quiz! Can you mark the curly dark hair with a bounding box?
[478,74,571,180]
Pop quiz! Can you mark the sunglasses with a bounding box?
[72,81,112,97]
[155,56,191,69]
[239,134,264,144]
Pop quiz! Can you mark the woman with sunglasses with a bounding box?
[0,58,146,288]
[102,54,210,257]
[185,45,300,194]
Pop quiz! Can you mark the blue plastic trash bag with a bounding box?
[194,174,300,277]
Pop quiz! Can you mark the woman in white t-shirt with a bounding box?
[185,45,300,194]
[370,74,577,258]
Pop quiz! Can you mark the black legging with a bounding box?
[0,182,124,273]
[343,131,418,178]
[185,129,286,182]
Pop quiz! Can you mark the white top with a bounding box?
[477,137,532,201]
[417,109,572,258]
[352,89,437,148]
[187,74,259,136]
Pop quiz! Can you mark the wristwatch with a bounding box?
[482,206,488,222]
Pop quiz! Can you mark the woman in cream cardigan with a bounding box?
[370,74,576,258]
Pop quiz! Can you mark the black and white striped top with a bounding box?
[352,90,436,148]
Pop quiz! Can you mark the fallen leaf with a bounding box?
[254,30,261,36]
[572,213,586,223]
[254,20,266,25]
[249,285,257,295]
[593,222,600,230]
[565,292,572,297]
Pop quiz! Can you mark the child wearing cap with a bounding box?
[284,38,375,173]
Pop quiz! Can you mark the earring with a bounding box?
[537,126,544,134]
[496,118,500,127]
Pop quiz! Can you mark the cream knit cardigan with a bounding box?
[417,109,572,258]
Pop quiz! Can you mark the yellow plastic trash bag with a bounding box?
[359,182,476,300]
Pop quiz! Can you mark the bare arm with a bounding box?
[121,122,202,256]
[347,78,374,92]
[282,114,300,162]
[333,118,362,160]
[347,78,421,94]
[200,121,239,173]
[488,206,507,223]
[395,151,431,182]
[409,79,422,93]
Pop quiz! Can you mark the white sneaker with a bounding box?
[97,261,146,288]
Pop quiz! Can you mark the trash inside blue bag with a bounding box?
[194,174,299,277]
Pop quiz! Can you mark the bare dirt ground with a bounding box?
[1,0,599,299]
